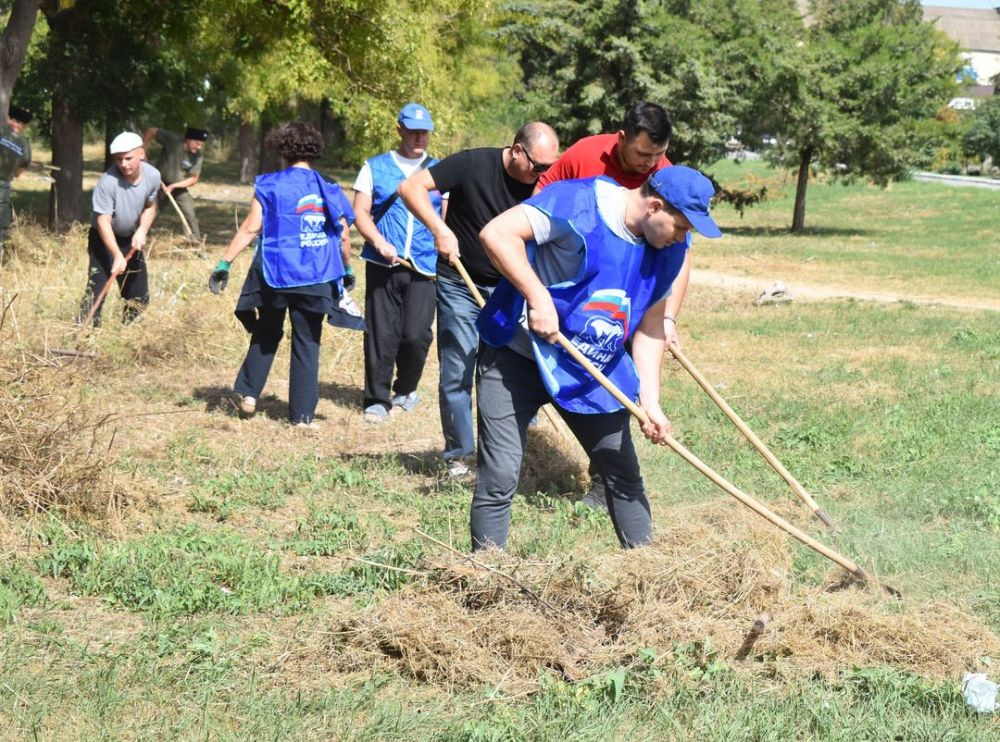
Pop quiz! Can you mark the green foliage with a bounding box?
[764,0,962,227]
[192,0,515,163]
[0,559,47,624]
[35,524,339,617]
[505,0,802,167]
[963,95,1000,165]
[284,505,378,556]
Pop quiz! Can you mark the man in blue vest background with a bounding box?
[474,166,723,551]
[353,103,445,423]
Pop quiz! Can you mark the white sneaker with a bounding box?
[239,396,256,417]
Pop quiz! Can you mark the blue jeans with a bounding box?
[436,272,493,460]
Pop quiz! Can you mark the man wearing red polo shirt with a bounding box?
[534,102,690,348]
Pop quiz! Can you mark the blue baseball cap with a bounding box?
[648,166,722,238]
[398,102,434,131]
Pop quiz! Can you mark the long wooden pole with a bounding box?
[78,245,139,331]
[668,343,837,532]
[553,334,869,580]
[160,184,195,242]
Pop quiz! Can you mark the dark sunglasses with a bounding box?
[518,144,553,174]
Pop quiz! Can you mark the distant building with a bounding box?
[922,5,1000,98]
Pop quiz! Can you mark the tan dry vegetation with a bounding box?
[2,195,998,705]
[330,502,998,696]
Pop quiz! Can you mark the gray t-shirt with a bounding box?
[508,178,657,358]
[91,161,162,236]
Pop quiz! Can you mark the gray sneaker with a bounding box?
[363,404,389,424]
[391,391,420,412]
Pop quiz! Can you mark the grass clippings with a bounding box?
[332,503,998,696]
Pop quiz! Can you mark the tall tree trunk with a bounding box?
[791,146,813,233]
[238,119,255,184]
[258,120,279,174]
[49,79,84,230]
[0,0,40,122]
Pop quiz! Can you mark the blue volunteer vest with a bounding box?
[256,167,355,289]
[360,152,441,276]
[478,176,688,414]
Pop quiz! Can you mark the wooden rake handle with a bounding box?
[668,343,837,532]
[395,257,436,281]
[160,183,195,241]
[555,335,866,580]
[78,245,139,332]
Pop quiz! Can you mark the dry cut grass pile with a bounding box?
[331,503,999,696]
[0,343,127,519]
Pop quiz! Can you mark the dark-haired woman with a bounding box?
[208,122,361,426]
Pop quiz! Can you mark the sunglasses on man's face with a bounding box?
[518,144,553,174]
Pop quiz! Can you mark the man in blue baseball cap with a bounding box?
[470,166,722,551]
[352,102,444,423]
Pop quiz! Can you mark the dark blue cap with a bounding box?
[648,166,722,238]
[398,102,434,131]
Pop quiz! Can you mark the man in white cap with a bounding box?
[78,131,162,325]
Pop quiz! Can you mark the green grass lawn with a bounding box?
[1,156,998,739]
[702,158,1000,302]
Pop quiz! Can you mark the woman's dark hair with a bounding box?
[266,122,325,163]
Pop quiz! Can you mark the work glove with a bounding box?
[342,265,356,292]
[209,259,230,294]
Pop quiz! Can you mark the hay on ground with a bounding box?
[331,502,999,695]
[0,347,127,519]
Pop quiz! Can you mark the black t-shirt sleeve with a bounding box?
[427,150,471,194]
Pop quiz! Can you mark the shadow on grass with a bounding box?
[318,380,360,408]
[723,224,873,238]
[190,385,331,424]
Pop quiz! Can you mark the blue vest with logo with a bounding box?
[256,167,354,289]
[360,153,441,276]
[478,176,688,414]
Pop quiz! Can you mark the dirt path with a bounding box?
[692,270,1000,312]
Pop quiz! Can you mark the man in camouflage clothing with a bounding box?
[143,125,207,241]
[0,105,32,261]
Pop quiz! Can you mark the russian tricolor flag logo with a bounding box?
[295,194,324,213]
[583,289,631,338]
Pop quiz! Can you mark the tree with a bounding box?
[0,0,40,122]
[764,0,961,231]
[963,96,1000,167]
[503,0,801,168]
[31,0,200,228]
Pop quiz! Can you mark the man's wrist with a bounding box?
[664,314,677,324]
[215,259,231,271]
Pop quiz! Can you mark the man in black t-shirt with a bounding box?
[399,122,559,476]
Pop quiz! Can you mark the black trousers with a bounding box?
[234,302,324,424]
[362,262,436,411]
[78,227,149,326]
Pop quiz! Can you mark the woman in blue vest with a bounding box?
[352,103,444,423]
[208,122,361,427]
